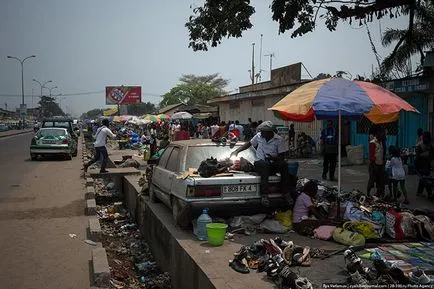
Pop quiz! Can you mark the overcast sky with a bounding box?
[0,0,409,116]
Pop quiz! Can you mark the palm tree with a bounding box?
[381,2,434,76]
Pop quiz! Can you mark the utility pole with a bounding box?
[259,34,263,82]
[251,43,255,86]
[264,53,275,80]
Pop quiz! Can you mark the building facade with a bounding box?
[209,62,322,140]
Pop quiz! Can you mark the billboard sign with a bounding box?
[105,86,142,105]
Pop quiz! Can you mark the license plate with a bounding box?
[42,140,56,144]
[222,184,257,193]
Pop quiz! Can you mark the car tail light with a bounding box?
[62,138,69,144]
[31,138,36,145]
[186,185,222,198]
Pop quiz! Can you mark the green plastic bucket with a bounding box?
[206,223,228,246]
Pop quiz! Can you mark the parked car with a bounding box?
[149,139,289,227]
[41,117,78,156]
[0,123,9,132]
[30,128,77,160]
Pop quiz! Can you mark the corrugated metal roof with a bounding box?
[158,103,182,114]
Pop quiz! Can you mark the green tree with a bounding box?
[127,102,157,115]
[186,0,414,51]
[80,108,104,120]
[380,3,434,76]
[39,96,65,118]
[160,74,229,107]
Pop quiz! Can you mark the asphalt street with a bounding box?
[0,133,92,289]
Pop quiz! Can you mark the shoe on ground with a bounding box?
[329,176,337,182]
[403,199,410,204]
[344,248,362,268]
[322,174,327,180]
[348,270,368,285]
[409,268,431,285]
[100,169,109,173]
[389,266,411,284]
[229,259,250,274]
[283,271,313,289]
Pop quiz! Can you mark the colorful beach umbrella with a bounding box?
[269,78,418,219]
[156,114,170,121]
[142,114,159,122]
[270,78,418,123]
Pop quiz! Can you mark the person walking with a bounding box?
[415,131,433,199]
[320,120,338,181]
[83,119,116,173]
[386,146,409,204]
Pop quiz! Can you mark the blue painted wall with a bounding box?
[350,94,427,158]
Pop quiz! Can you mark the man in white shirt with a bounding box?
[231,121,290,206]
[234,120,244,140]
[84,119,116,173]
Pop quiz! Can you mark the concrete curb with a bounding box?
[88,218,102,242]
[0,130,33,139]
[86,186,96,200]
[86,178,94,187]
[86,199,97,215]
[92,247,110,288]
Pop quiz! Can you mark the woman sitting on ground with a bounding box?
[292,181,338,235]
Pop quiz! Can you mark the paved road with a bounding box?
[0,134,92,289]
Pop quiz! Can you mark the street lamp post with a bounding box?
[48,86,58,98]
[7,55,36,129]
[33,79,52,119]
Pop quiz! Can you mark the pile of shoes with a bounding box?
[344,248,432,286]
[229,237,314,289]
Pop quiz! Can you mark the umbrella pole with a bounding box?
[337,110,342,220]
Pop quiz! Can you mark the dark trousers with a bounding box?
[254,160,289,195]
[86,146,108,171]
[367,163,385,196]
[417,172,432,197]
[322,153,337,178]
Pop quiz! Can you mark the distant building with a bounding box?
[208,62,322,140]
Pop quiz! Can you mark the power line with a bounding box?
[0,90,163,98]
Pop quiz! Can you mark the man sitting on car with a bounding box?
[231,121,290,206]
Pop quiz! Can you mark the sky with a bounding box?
[0,0,410,116]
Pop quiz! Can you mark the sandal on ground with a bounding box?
[229,259,250,274]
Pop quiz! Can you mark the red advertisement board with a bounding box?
[105,86,142,105]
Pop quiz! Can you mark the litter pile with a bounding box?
[94,178,123,204]
[98,202,171,289]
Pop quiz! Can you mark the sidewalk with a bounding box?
[0,129,33,138]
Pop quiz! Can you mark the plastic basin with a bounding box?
[206,223,228,246]
[287,161,299,176]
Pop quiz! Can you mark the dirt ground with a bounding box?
[0,134,93,289]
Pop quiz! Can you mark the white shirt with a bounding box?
[250,132,287,161]
[386,157,406,180]
[94,126,116,147]
[210,125,219,136]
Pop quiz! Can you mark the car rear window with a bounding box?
[38,129,66,137]
[43,121,71,129]
[185,145,256,169]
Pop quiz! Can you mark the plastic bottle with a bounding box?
[196,208,212,241]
